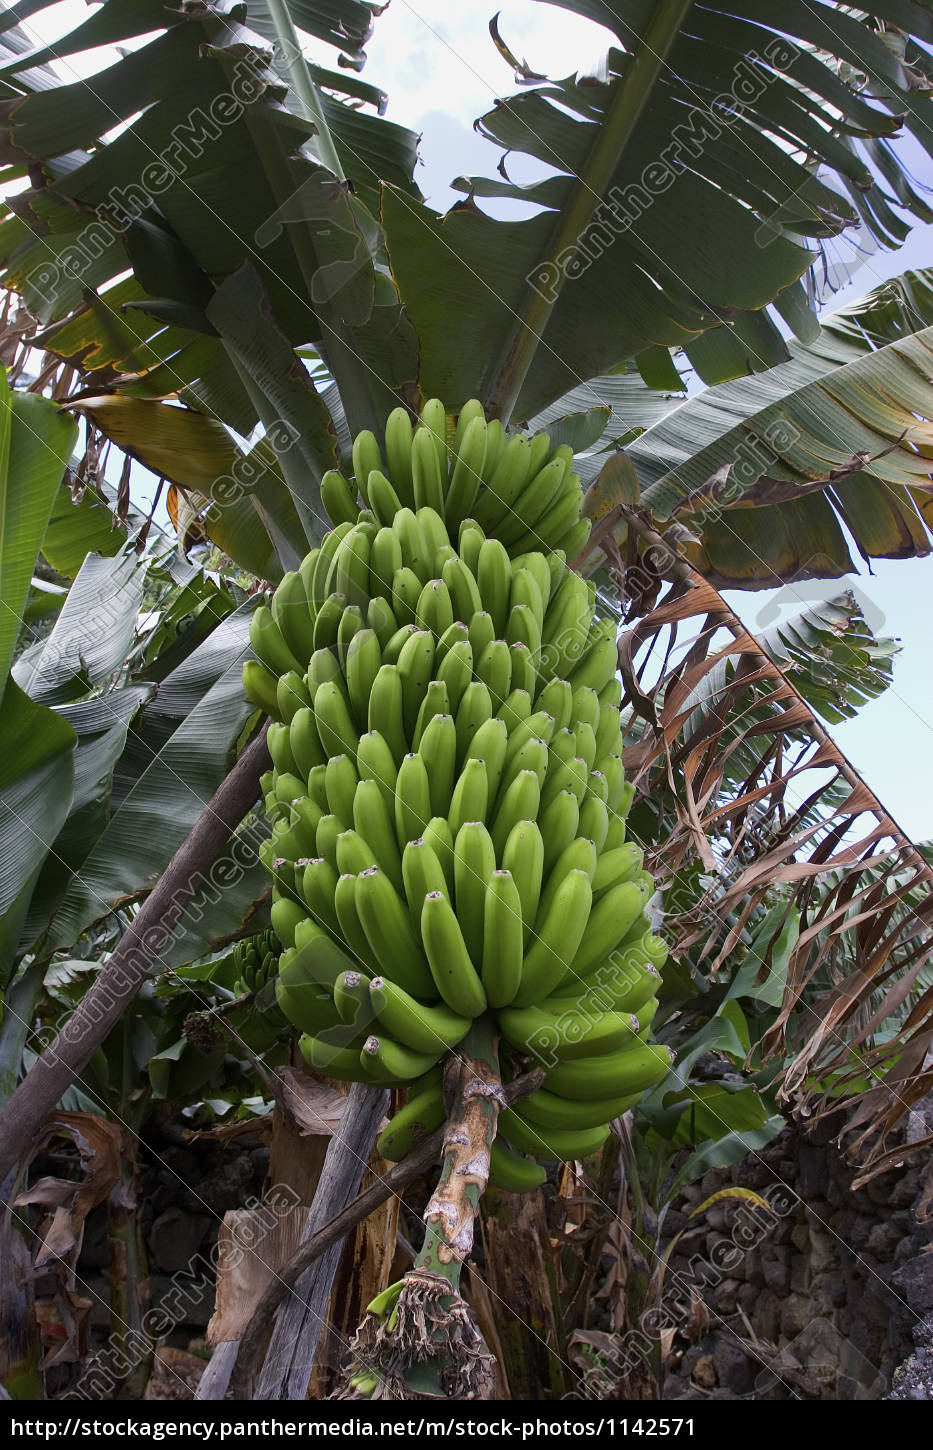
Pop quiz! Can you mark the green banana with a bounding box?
[497,687,532,733]
[351,430,384,507]
[321,468,359,527]
[290,707,326,776]
[397,628,435,738]
[554,517,592,561]
[421,890,487,1018]
[412,679,451,751]
[271,570,316,665]
[412,425,446,515]
[538,790,581,877]
[394,752,432,848]
[454,681,493,764]
[314,680,359,759]
[392,509,432,584]
[519,1086,641,1133]
[501,820,545,940]
[316,813,345,871]
[512,868,592,1007]
[463,715,508,804]
[566,879,647,979]
[457,520,485,577]
[476,638,512,707]
[453,820,497,968]
[591,843,644,894]
[355,865,435,998]
[498,1002,642,1062]
[437,639,473,714]
[367,468,405,528]
[270,896,306,949]
[335,872,376,972]
[250,605,302,679]
[324,752,358,823]
[488,1138,547,1192]
[508,641,537,696]
[467,610,495,667]
[367,665,407,765]
[281,918,357,991]
[442,555,483,624]
[345,628,383,729]
[424,816,455,896]
[476,538,512,637]
[578,795,609,852]
[299,856,341,939]
[392,566,422,627]
[242,660,281,720]
[369,976,470,1054]
[360,1033,441,1085]
[417,711,457,818]
[543,1041,674,1101]
[445,413,487,527]
[377,1080,446,1162]
[353,776,404,893]
[356,728,398,815]
[499,1110,610,1164]
[268,722,300,777]
[490,770,542,860]
[371,527,403,600]
[482,869,524,1008]
[419,399,449,486]
[335,827,378,877]
[402,836,451,925]
[447,756,489,837]
[383,406,415,506]
[334,969,374,1029]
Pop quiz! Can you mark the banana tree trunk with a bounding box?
[107,1144,153,1398]
[255,1081,390,1398]
[0,1179,41,1400]
[480,1189,568,1399]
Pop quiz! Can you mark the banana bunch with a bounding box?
[244,495,672,1189]
[319,398,591,559]
[231,929,280,1002]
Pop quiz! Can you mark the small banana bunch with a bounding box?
[243,439,672,1188]
[231,930,280,1004]
[318,397,591,559]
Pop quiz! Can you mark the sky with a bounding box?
[8,1,933,840]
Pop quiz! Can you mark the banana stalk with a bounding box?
[339,1020,502,1399]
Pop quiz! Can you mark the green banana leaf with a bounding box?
[580,269,933,587]
[43,603,261,956]
[12,550,145,706]
[0,371,78,702]
[383,1,933,417]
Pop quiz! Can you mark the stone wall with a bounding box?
[68,1110,932,1400]
[661,1106,933,1400]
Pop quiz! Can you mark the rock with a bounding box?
[761,1244,791,1294]
[790,1223,809,1253]
[865,1222,902,1263]
[713,1278,741,1316]
[149,1208,211,1275]
[780,1292,811,1337]
[149,1273,215,1329]
[796,1145,826,1200]
[691,1354,717,1389]
[891,1254,933,1315]
[712,1340,753,1395]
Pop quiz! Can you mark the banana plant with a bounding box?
[2,0,933,1404]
